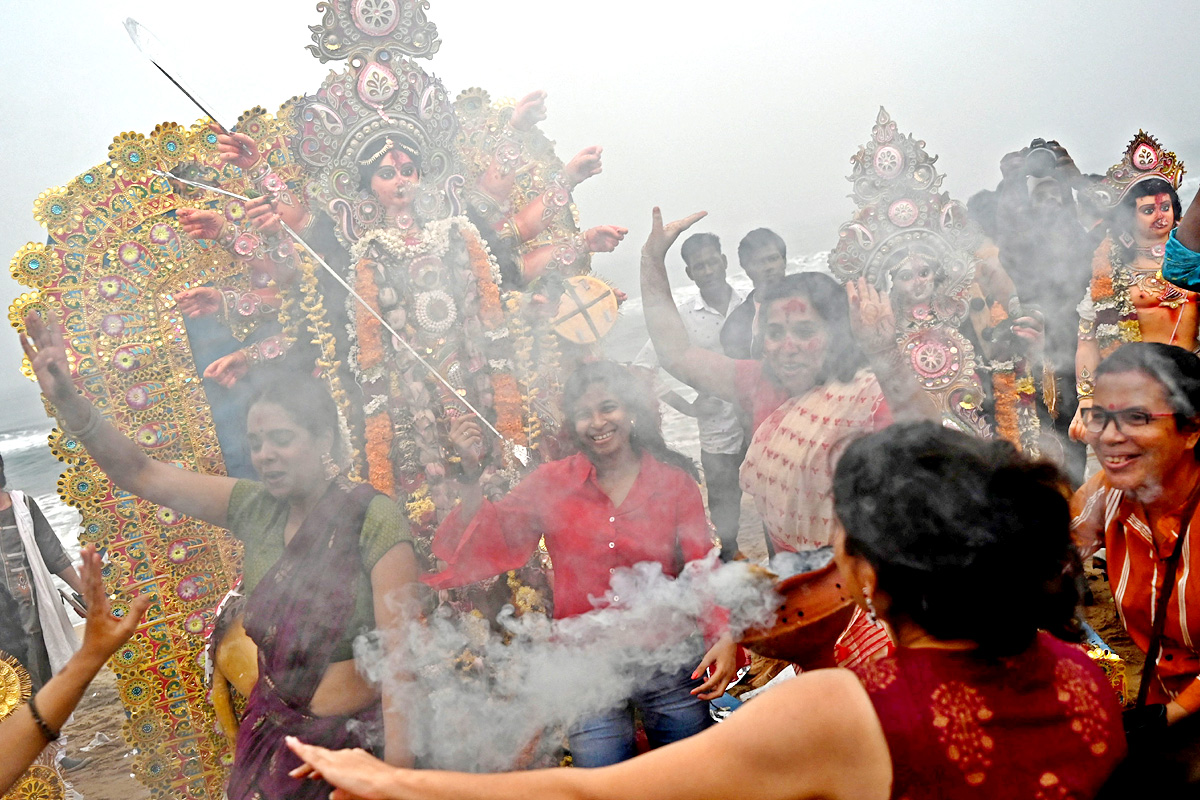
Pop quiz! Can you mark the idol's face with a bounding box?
[890,255,937,311]
[370,151,420,217]
[1133,193,1175,246]
[761,294,828,396]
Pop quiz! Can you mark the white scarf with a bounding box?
[9,490,78,673]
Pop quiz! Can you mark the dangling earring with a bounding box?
[862,586,878,624]
[321,452,340,481]
[1119,231,1135,250]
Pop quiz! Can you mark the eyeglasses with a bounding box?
[1081,406,1176,435]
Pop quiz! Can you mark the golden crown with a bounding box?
[1102,130,1186,204]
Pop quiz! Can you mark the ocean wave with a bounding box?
[0,428,54,455]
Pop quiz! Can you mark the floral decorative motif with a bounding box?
[1054,659,1113,757]
[930,680,995,786]
[9,242,61,289]
[31,186,82,237]
[108,131,154,178]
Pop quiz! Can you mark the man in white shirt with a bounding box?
[636,233,747,560]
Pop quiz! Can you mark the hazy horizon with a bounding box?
[2,0,1197,426]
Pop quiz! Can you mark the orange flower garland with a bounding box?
[354,262,395,497]
[464,228,526,447]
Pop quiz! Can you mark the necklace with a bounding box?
[1136,243,1167,260]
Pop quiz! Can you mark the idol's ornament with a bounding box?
[8,1,614,796]
[1085,131,1187,357]
[829,107,991,439]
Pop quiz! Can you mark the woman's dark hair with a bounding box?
[1096,343,1200,454]
[755,272,868,384]
[245,369,340,452]
[833,422,1082,658]
[0,452,6,489]
[1110,178,1182,262]
[561,360,698,481]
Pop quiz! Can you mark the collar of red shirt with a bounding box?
[562,449,675,496]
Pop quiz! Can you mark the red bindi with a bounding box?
[780,299,808,314]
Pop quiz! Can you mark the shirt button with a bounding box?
[609,568,615,574]
[609,516,615,523]
[608,542,615,548]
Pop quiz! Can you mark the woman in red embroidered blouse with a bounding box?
[423,360,738,766]
[290,423,1126,799]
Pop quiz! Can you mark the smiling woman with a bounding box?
[1072,343,1200,740]
[423,360,735,766]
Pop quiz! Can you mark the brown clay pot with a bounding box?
[739,559,855,670]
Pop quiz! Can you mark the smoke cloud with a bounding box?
[355,552,779,771]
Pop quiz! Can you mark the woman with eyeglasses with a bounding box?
[1072,342,1200,736]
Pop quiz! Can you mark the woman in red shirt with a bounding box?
[423,360,737,766]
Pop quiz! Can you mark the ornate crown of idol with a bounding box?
[827,107,980,326]
[1095,130,1186,207]
[290,0,462,246]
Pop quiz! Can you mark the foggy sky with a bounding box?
[2,0,1197,420]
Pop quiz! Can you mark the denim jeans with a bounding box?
[568,667,713,767]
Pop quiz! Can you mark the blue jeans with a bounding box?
[568,667,713,767]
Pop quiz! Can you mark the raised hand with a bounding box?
[77,544,150,669]
[510,90,548,132]
[585,225,627,253]
[174,287,223,318]
[213,124,260,169]
[204,351,249,388]
[565,145,603,188]
[846,277,898,356]
[642,207,708,264]
[19,309,77,410]
[177,208,225,241]
[448,415,484,470]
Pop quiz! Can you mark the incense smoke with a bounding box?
[355,552,779,771]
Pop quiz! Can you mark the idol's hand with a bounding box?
[177,208,224,241]
[77,544,150,670]
[846,278,897,356]
[287,739,398,800]
[1010,313,1045,358]
[20,310,77,410]
[566,145,603,187]
[205,351,248,388]
[213,124,260,169]
[245,196,282,235]
[174,287,222,319]
[642,207,708,264]
[448,415,484,471]
[585,225,627,253]
[510,90,548,132]
[691,634,738,701]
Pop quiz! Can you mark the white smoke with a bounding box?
[354,552,779,771]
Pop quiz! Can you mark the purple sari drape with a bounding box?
[228,480,380,800]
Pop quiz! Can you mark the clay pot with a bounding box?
[740,559,855,670]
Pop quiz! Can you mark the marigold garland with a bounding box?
[1090,237,1142,358]
[354,261,394,496]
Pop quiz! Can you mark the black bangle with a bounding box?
[28,695,59,742]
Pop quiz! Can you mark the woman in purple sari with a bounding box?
[20,311,418,799]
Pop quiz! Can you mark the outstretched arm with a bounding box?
[21,311,238,526]
[0,546,150,793]
[640,208,738,402]
[286,668,890,800]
